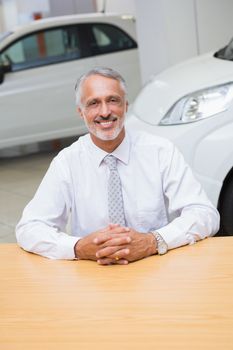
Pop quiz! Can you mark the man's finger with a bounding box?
[93,229,130,245]
[100,235,131,248]
[108,223,120,229]
[97,258,128,265]
[96,246,121,258]
[96,247,130,259]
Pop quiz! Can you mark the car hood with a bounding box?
[132,53,233,125]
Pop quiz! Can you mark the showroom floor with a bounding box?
[0,150,57,243]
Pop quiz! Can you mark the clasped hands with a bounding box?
[74,224,157,265]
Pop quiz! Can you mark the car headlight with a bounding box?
[159,82,233,125]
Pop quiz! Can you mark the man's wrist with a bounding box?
[74,238,83,260]
[148,232,158,256]
[150,231,168,255]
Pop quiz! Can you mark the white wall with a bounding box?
[0,0,96,32]
[0,0,18,30]
[196,0,233,53]
[49,0,96,16]
[96,0,135,15]
[0,1,4,33]
[134,0,198,84]
[0,0,50,30]
[134,0,233,84]
[17,0,49,13]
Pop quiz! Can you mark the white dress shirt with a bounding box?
[16,130,220,259]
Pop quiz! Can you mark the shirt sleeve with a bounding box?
[15,156,79,260]
[156,141,220,250]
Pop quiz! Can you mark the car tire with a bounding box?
[219,179,233,236]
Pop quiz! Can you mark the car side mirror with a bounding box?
[0,65,4,84]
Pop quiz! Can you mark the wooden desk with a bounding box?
[0,238,233,350]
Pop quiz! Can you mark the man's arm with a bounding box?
[16,157,78,260]
[156,142,220,250]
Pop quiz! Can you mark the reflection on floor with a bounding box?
[0,150,57,243]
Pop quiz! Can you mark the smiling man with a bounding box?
[77,71,127,149]
[16,67,220,263]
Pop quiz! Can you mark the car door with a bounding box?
[0,24,96,148]
[86,22,141,103]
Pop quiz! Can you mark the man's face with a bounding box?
[78,75,128,146]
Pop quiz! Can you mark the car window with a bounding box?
[89,23,137,55]
[1,25,81,71]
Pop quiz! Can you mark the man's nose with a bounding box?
[99,102,111,117]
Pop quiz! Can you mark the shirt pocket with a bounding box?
[135,210,167,233]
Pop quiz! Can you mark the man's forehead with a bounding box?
[83,74,120,86]
[81,74,124,98]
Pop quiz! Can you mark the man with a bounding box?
[16,67,220,264]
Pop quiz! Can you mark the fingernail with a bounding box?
[126,237,131,242]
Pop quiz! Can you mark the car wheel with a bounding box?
[219,178,233,236]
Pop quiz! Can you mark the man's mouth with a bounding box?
[94,117,118,128]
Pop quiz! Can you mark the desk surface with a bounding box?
[0,238,233,350]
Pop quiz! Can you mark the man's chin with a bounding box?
[95,132,119,141]
[91,127,123,141]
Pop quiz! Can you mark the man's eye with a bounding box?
[109,97,120,104]
[87,101,98,108]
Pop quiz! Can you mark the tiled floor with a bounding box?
[0,150,57,243]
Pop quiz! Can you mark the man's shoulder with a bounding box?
[54,134,88,162]
[128,129,174,150]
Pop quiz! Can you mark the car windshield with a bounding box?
[215,37,233,61]
[0,31,13,44]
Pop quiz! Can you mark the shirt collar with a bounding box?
[85,131,130,167]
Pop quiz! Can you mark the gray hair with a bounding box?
[75,66,127,106]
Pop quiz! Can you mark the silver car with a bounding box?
[0,13,141,150]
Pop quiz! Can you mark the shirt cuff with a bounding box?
[156,224,197,251]
[53,235,81,260]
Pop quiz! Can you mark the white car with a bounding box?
[0,13,140,150]
[127,38,233,235]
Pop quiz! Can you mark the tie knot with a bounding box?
[104,155,117,171]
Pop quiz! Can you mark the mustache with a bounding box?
[94,115,118,123]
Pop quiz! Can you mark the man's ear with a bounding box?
[125,100,129,113]
[77,107,84,119]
